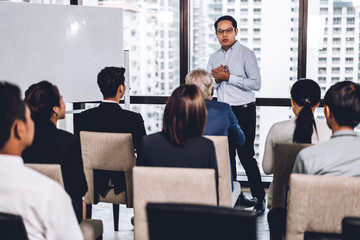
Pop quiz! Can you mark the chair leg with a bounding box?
[113,204,120,231]
[86,204,92,219]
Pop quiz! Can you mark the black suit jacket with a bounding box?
[22,120,88,223]
[74,102,146,200]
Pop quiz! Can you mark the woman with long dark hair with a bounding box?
[262,79,331,175]
[139,84,218,192]
[22,81,87,223]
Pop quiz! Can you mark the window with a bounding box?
[318,58,327,64]
[333,17,341,25]
[240,28,248,34]
[318,77,326,83]
[347,7,355,15]
[345,77,353,81]
[346,27,354,34]
[332,27,341,34]
[253,28,261,34]
[240,18,248,24]
[228,9,235,13]
[332,37,341,44]
[254,8,261,14]
[320,8,328,14]
[332,47,340,53]
[320,0,328,4]
[240,8,248,14]
[332,57,340,63]
[346,47,354,54]
[253,18,261,24]
[332,67,340,74]
[345,67,353,73]
[333,7,342,15]
[331,77,339,83]
[318,67,327,74]
[346,37,354,44]
[345,57,353,64]
[347,17,355,25]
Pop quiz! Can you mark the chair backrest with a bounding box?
[80,131,136,205]
[133,166,217,240]
[204,135,232,207]
[271,143,311,209]
[146,203,257,240]
[286,174,360,240]
[25,163,64,187]
[0,212,28,240]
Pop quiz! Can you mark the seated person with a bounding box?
[22,81,87,223]
[0,81,83,240]
[269,81,360,240]
[185,69,255,207]
[75,67,146,199]
[293,81,360,175]
[139,85,219,201]
[263,79,331,175]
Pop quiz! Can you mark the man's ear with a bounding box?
[324,105,332,119]
[13,120,22,140]
[235,28,238,36]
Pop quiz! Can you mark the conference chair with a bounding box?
[205,135,241,207]
[0,212,28,240]
[25,163,103,240]
[146,202,257,240]
[286,174,360,240]
[270,143,311,209]
[133,166,218,240]
[80,131,136,231]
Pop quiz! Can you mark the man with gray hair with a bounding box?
[186,68,256,207]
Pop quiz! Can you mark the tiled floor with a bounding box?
[92,190,270,240]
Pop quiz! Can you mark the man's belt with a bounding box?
[232,102,255,109]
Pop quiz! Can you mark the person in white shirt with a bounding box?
[0,81,83,240]
[262,79,331,175]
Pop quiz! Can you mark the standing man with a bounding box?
[207,15,265,215]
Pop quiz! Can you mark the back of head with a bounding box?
[163,85,207,147]
[324,81,360,128]
[185,69,213,100]
[0,82,26,149]
[290,79,321,143]
[97,66,125,98]
[214,15,237,30]
[24,80,60,122]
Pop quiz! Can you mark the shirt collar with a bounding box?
[331,130,358,139]
[102,100,119,104]
[0,154,24,167]
[220,40,240,53]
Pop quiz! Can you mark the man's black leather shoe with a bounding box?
[238,192,257,207]
[254,198,265,216]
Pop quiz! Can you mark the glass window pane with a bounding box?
[190,0,299,99]
[307,0,359,98]
[82,0,180,97]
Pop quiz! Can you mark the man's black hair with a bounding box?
[0,82,26,149]
[324,81,360,128]
[97,67,126,98]
[214,15,237,30]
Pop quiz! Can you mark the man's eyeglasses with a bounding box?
[216,28,235,35]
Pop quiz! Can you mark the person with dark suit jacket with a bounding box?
[74,66,146,200]
[185,69,257,208]
[139,85,219,201]
[22,81,88,223]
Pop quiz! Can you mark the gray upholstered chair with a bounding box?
[286,174,360,240]
[204,135,240,207]
[25,163,103,240]
[133,166,218,240]
[270,143,311,209]
[80,131,136,231]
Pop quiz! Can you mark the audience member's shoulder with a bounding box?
[207,100,231,110]
[121,108,144,121]
[143,132,163,142]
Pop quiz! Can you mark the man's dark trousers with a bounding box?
[229,104,265,201]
